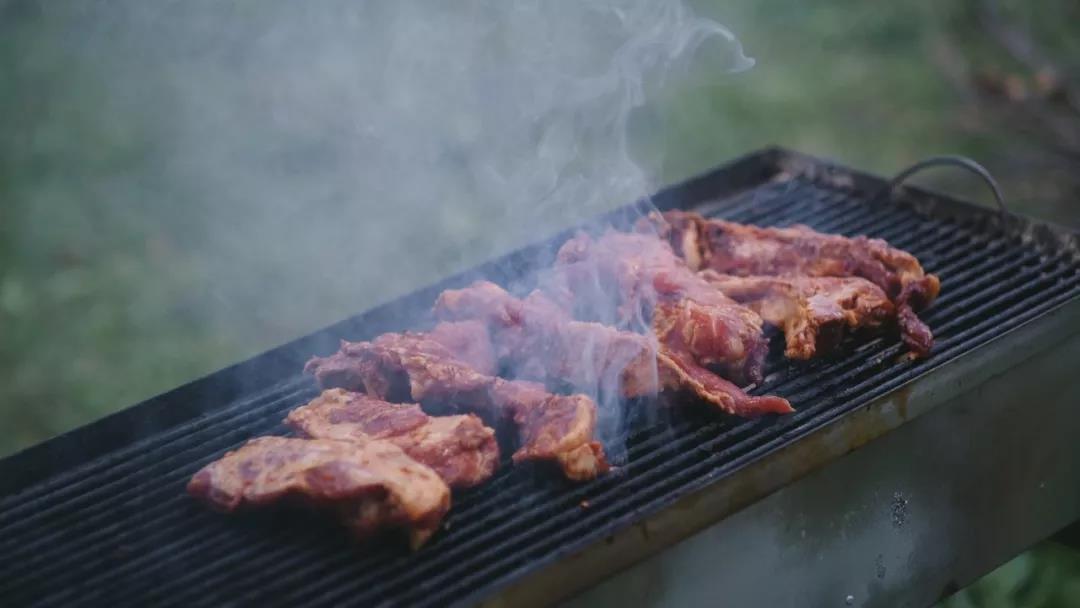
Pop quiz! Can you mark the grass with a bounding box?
[1,0,1077,603]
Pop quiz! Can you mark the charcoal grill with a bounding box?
[2,148,1079,607]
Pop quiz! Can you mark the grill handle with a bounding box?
[882,155,1010,217]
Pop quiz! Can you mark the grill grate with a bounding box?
[2,160,1079,607]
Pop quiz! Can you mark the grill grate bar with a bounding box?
[742,192,854,227]
[0,380,313,528]
[0,390,317,578]
[720,181,825,222]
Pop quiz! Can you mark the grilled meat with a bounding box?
[652,348,787,417]
[187,436,451,549]
[434,281,659,397]
[488,379,608,481]
[701,273,896,359]
[191,199,949,548]
[286,389,499,488]
[304,321,499,397]
[550,229,773,387]
[435,280,791,417]
[425,319,499,375]
[305,326,609,481]
[648,210,939,356]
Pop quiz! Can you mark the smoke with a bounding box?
[72,0,752,337]
[5,0,750,452]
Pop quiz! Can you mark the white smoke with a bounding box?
[8,0,752,453]
[99,0,754,341]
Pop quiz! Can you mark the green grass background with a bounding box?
[1,0,1077,604]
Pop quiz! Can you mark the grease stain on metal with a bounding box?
[638,521,651,541]
[891,492,908,529]
[875,553,886,579]
[894,385,912,420]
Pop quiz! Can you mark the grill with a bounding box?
[2,148,1079,607]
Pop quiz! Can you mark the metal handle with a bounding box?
[882,155,1009,217]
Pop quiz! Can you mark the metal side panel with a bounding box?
[486,298,1080,607]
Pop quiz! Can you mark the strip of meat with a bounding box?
[655,348,790,417]
[286,388,500,488]
[487,379,607,481]
[187,436,450,549]
[434,281,659,397]
[435,280,791,417]
[551,229,773,387]
[700,272,896,359]
[648,210,939,356]
[305,327,609,481]
[302,321,494,400]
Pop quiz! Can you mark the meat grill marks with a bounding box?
[304,325,610,481]
[286,388,500,488]
[186,436,450,549]
[648,210,940,356]
[701,272,895,360]
[435,280,792,418]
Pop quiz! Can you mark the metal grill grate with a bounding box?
[2,154,1079,607]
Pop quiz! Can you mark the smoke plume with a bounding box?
[3,0,751,453]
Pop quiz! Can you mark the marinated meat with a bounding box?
[305,328,610,481]
[551,230,772,386]
[648,210,939,356]
[187,436,450,549]
[435,280,791,417]
[425,319,498,375]
[434,281,658,397]
[286,389,499,488]
[701,272,896,359]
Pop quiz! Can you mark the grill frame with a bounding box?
[2,147,1078,607]
[563,304,1080,608]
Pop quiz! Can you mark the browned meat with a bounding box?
[434,281,659,397]
[425,319,498,375]
[551,230,774,388]
[488,380,607,481]
[304,322,497,397]
[648,210,939,356]
[305,327,610,481]
[701,272,896,359]
[435,280,791,418]
[187,436,450,549]
[654,348,790,417]
[286,389,500,488]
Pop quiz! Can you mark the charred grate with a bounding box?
[2,151,1078,607]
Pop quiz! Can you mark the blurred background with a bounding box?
[2,0,1077,604]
